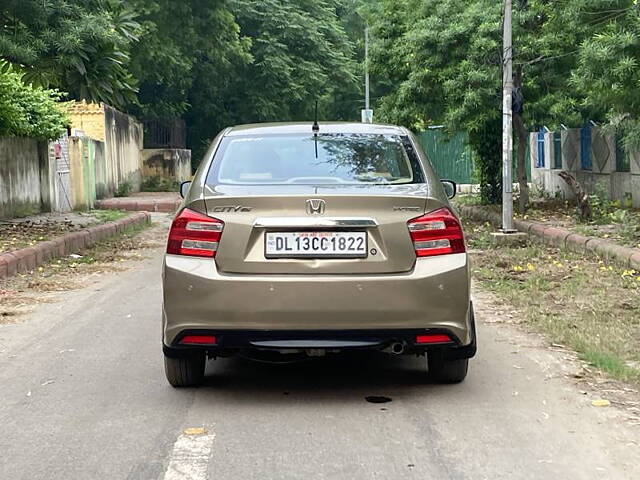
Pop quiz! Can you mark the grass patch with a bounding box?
[454,194,482,206]
[464,218,640,386]
[579,348,640,382]
[89,209,129,223]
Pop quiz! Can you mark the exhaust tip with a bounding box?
[390,342,405,355]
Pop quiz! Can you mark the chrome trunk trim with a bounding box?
[253,217,378,228]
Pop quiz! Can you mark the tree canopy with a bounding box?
[571,3,640,150]
[0,0,140,107]
[3,0,640,181]
[0,61,68,140]
[365,0,640,205]
[0,0,363,158]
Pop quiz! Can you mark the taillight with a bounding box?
[407,207,465,257]
[167,208,224,258]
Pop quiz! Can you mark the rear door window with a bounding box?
[207,133,425,185]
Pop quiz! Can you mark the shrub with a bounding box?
[0,61,69,140]
[141,175,180,192]
[115,181,133,197]
[469,116,502,204]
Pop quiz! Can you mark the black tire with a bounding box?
[164,353,206,387]
[427,353,468,384]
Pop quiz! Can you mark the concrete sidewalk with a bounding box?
[96,192,181,213]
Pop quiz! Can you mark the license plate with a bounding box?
[265,231,367,258]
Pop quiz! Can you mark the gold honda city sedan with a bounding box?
[162,122,476,386]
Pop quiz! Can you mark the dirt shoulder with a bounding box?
[0,210,130,253]
[473,285,640,429]
[0,214,168,323]
[521,200,640,249]
[463,216,640,390]
[457,194,640,249]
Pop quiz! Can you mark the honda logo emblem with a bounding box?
[305,199,326,215]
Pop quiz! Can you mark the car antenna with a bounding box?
[312,100,319,158]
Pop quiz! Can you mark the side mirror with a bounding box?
[440,179,457,199]
[179,181,192,199]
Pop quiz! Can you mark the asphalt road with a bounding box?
[1,221,638,480]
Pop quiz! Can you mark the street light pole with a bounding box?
[365,26,370,111]
[362,26,373,123]
[502,0,514,231]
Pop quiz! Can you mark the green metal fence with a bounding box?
[416,128,531,184]
[416,129,475,184]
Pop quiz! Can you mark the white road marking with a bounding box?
[163,429,215,480]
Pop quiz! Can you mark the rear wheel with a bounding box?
[164,352,206,387]
[427,353,468,384]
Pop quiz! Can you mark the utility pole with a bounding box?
[362,26,373,123]
[502,0,514,231]
[365,26,370,111]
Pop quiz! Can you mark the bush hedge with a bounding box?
[0,62,69,140]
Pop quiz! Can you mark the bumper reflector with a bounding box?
[415,334,452,344]
[179,335,217,345]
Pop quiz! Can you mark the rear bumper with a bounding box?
[164,323,477,360]
[163,253,472,346]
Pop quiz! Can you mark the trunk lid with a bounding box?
[202,184,444,274]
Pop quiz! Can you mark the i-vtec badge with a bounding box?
[211,205,252,213]
[393,206,422,212]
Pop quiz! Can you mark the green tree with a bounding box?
[367,0,505,203]
[127,0,360,161]
[0,0,140,108]
[127,0,250,120]
[571,2,640,150]
[366,0,625,207]
[227,0,359,124]
[0,62,69,140]
[126,0,251,160]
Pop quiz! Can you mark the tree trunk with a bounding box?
[558,171,592,220]
[513,67,529,213]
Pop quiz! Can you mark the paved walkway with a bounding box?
[96,192,181,213]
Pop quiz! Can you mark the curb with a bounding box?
[0,212,151,280]
[96,198,180,213]
[460,205,640,269]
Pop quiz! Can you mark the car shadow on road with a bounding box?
[197,351,466,404]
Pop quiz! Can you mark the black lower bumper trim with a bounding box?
[164,305,478,360]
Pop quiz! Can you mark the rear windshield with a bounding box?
[207,133,425,185]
